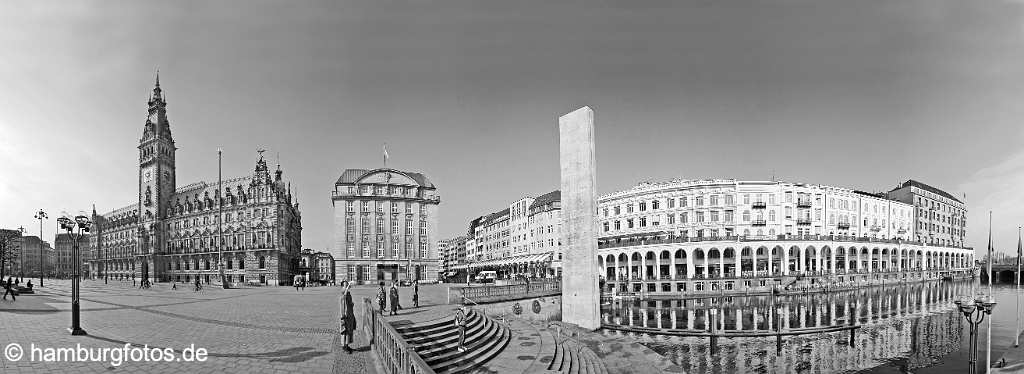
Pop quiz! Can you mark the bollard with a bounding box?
[849,328,856,347]
[776,334,783,354]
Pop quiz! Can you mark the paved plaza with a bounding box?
[0,279,452,374]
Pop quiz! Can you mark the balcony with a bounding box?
[796,219,812,226]
[752,201,767,209]
[837,222,851,230]
[796,199,812,208]
[752,220,767,226]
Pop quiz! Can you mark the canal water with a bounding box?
[599,279,1022,373]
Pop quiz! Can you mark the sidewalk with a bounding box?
[994,331,1024,373]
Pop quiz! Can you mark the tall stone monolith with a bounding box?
[559,106,600,330]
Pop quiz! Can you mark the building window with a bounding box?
[667,215,675,225]
[667,199,675,209]
[614,220,621,230]
[639,202,647,211]
[627,219,634,229]
[639,217,647,227]
[681,212,688,223]
[603,222,610,232]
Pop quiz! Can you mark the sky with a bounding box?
[2,0,1024,257]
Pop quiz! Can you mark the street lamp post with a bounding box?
[17,226,26,282]
[34,210,47,287]
[954,296,997,374]
[58,212,90,336]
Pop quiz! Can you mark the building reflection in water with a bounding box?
[600,280,971,373]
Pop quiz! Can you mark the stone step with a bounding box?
[405,313,484,345]
[548,341,564,371]
[417,317,494,357]
[434,321,511,374]
[424,318,499,365]
[395,309,478,334]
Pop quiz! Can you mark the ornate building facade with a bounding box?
[457,190,562,280]
[331,168,440,284]
[87,77,303,286]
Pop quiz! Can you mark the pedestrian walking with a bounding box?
[294,274,303,291]
[454,306,468,352]
[389,282,400,315]
[194,278,202,292]
[338,281,356,354]
[377,282,387,312]
[2,277,15,301]
[412,280,419,308]
[172,282,177,290]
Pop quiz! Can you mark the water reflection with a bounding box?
[600,280,992,373]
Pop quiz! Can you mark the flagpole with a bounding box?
[1017,226,1021,347]
[218,149,228,289]
[987,211,993,373]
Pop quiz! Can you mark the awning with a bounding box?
[466,252,553,269]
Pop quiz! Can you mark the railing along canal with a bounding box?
[362,298,435,374]
[448,279,561,304]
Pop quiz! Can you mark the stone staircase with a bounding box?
[545,325,609,374]
[393,309,511,374]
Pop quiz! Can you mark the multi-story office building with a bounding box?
[297,248,335,284]
[88,77,304,286]
[331,168,440,284]
[55,233,90,277]
[460,190,561,279]
[886,180,966,247]
[12,236,54,278]
[438,235,467,281]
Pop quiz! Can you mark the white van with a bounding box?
[475,271,497,284]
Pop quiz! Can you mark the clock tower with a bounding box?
[138,73,176,281]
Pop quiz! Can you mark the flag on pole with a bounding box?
[383,143,389,167]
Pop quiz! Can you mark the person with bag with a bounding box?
[338,281,356,353]
[377,281,387,312]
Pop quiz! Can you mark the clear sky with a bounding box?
[2,1,1023,257]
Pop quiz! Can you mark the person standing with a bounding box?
[389,282,400,316]
[2,277,15,301]
[338,281,356,354]
[377,281,387,312]
[454,306,467,352]
[294,274,303,291]
[412,280,420,308]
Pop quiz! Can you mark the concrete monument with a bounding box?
[558,106,600,330]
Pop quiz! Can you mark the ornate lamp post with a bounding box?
[954,295,997,374]
[34,210,47,287]
[57,212,90,336]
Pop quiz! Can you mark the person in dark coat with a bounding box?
[339,281,356,353]
[412,280,420,308]
[2,277,15,301]
[388,282,400,315]
[377,281,387,312]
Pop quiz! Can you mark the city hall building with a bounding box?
[87,77,303,286]
[330,168,440,284]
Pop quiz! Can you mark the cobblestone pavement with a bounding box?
[0,279,462,374]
